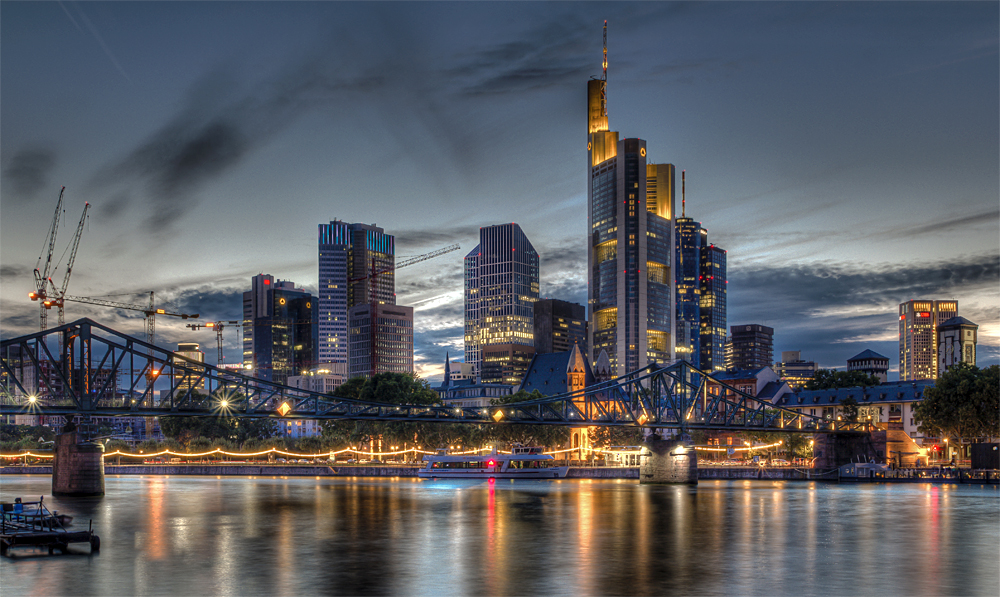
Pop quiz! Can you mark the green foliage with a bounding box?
[589,425,644,449]
[915,363,1000,442]
[490,389,545,406]
[0,424,55,445]
[805,369,882,390]
[840,396,859,422]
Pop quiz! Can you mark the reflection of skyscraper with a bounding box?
[899,299,958,380]
[586,35,675,376]
[464,223,539,381]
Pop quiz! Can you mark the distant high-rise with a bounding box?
[319,221,403,376]
[464,223,539,381]
[674,215,702,367]
[348,303,413,379]
[586,33,675,375]
[172,342,206,392]
[243,274,317,384]
[775,350,817,389]
[727,324,773,371]
[937,316,977,375]
[699,243,727,372]
[899,300,957,380]
[534,299,588,356]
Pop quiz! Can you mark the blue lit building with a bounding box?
[699,243,727,372]
[674,217,703,368]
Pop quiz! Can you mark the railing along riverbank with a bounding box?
[2,464,997,483]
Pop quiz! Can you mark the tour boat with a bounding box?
[418,447,569,479]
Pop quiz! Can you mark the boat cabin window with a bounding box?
[507,460,550,469]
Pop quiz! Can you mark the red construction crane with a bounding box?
[348,244,460,377]
[186,320,241,366]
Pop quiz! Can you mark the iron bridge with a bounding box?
[1,319,870,433]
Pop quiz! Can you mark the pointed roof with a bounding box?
[938,316,978,329]
[442,352,451,388]
[518,349,595,396]
[847,349,888,362]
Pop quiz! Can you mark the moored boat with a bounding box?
[418,446,568,479]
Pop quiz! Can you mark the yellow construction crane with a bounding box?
[186,320,241,366]
[58,292,199,347]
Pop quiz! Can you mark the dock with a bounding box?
[1,497,99,555]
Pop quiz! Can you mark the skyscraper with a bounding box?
[674,215,703,367]
[898,299,958,380]
[534,299,588,356]
[318,221,399,375]
[586,35,676,376]
[699,243,727,372]
[464,223,539,381]
[348,303,414,378]
[242,274,317,384]
[727,324,773,371]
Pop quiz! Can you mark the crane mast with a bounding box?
[186,320,241,366]
[31,187,66,330]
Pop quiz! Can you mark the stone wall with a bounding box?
[52,432,105,496]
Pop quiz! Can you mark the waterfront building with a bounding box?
[242,274,317,384]
[438,379,513,408]
[348,303,414,379]
[172,343,206,392]
[699,243,727,372]
[286,363,348,394]
[533,299,588,356]
[586,56,675,376]
[318,221,396,368]
[774,351,817,389]
[847,349,889,383]
[727,324,773,371]
[278,419,323,438]
[937,316,978,373]
[899,300,958,380]
[464,223,539,380]
[775,380,935,458]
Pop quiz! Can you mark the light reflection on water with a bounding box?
[1,475,998,596]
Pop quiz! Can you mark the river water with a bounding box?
[1,474,998,596]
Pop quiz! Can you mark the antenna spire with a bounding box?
[682,170,686,218]
[601,20,608,118]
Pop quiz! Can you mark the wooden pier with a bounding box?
[1,497,99,555]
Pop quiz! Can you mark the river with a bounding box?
[1,474,998,596]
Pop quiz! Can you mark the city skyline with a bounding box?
[1,2,997,381]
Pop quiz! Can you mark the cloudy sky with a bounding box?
[2,2,997,382]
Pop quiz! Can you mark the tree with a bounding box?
[805,369,882,390]
[840,396,859,422]
[915,363,1000,446]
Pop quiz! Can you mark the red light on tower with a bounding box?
[263,279,270,285]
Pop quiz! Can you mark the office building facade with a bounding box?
[587,71,675,376]
[899,300,957,380]
[172,342,206,392]
[699,243,727,372]
[464,223,539,380]
[727,324,773,371]
[674,217,702,367]
[534,299,588,356]
[774,350,817,389]
[242,274,318,384]
[318,221,396,367]
[348,303,414,379]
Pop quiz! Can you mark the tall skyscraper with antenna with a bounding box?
[587,22,676,376]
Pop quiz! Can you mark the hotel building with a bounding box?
[899,300,957,380]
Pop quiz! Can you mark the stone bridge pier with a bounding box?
[52,430,105,497]
[639,433,698,484]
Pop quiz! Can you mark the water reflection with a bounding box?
[0,476,997,596]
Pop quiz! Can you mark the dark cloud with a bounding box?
[165,286,246,323]
[0,265,31,280]
[888,209,1000,239]
[2,148,56,200]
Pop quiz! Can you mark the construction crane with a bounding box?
[349,243,460,377]
[186,321,240,366]
[31,187,66,330]
[58,292,199,347]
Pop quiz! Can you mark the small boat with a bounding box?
[1,497,98,555]
[418,446,568,479]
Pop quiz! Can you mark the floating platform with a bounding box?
[1,497,99,555]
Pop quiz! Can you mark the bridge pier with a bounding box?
[639,434,698,484]
[52,431,105,497]
[812,432,878,470]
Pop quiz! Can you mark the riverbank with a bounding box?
[3,464,996,483]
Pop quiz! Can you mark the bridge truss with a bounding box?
[1,319,870,433]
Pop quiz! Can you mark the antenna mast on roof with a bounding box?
[601,20,608,119]
[682,170,686,218]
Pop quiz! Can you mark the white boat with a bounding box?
[418,447,569,479]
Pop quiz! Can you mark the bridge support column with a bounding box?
[812,432,878,470]
[52,431,105,497]
[640,434,697,484]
